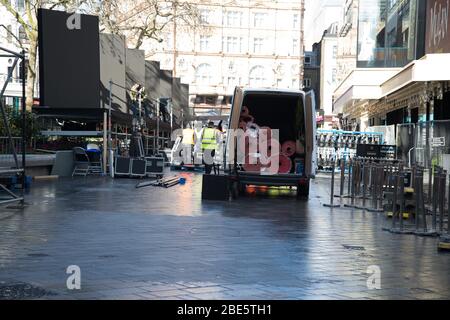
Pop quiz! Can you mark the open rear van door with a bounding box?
[304,90,317,178]
[226,87,244,170]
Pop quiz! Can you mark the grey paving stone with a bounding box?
[0,173,449,300]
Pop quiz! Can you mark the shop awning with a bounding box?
[333,68,401,114]
[381,54,450,97]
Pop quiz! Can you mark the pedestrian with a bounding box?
[201,121,220,175]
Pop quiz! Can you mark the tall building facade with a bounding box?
[304,0,343,50]
[335,0,358,86]
[303,44,321,111]
[356,0,425,68]
[318,23,339,129]
[334,0,450,131]
[144,0,306,118]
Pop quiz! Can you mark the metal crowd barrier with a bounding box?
[323,155,450,251]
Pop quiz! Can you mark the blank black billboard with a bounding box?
[38,9,100,109]
[145,60,160,102]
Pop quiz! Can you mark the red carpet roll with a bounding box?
[238,135,259,155]
[278,154,293,174]
[240,115,254,122]
[260,156,278,175]
[246,122,260,139]
[239,121,247,131]
[243,155,261,173]
[241,106,250,117]
[246,122,260,132]
[259,137,280,157]
[238,135,250,154]
[259,126,272,141]
[281,140,296,157]
[260,154,292,175]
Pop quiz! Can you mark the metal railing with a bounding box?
[0,136,23,154]
[397,120,450,170]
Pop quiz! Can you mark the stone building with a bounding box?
[143,0,306,119]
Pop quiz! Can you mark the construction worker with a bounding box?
[182,125,195,146]
[201,121,220,175]
[182,124,195,165]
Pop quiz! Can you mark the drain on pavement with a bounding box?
[98,255,117,259]
[342,244,366,251]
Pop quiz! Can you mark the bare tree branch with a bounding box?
[0,24,24,50]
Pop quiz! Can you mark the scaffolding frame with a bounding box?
[0,46,26,206]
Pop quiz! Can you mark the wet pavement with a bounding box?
[0,172,449,300]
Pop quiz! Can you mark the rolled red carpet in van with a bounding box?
[281,141,296,157]
[243,155,261,173]
[278,154,293,174]
[259,127,272,141]
[241,106,250,117]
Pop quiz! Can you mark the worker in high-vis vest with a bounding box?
[182,126,195,146]
[201,121,219,174]
[182,125,195,165]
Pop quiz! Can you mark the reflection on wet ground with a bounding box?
[0,172,449,300]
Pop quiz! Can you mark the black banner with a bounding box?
[356,144,396,159]
[38,9,100,109]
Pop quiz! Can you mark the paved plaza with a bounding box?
[0,173,449,300]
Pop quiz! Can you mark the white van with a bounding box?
[226,87,317,198]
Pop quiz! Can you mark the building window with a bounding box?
[6,25,12,43]
[333,45,338,58]
[303,78,311,88]
[18,26,27,43]
[292,39,299,55]
[293,14,299,29]
[253,38,264,53]
[221,96,232,105]
[304,56,311,65]
[195,95,217,105]
[163,33,173,50]
[226,11,242,27]
[276,79,283,88]
[249,65,267,87]
[226,76,240,87]
[200,35,211,51]
[357,0,415,68]
[194,95,205,104]
[292,79,299,89]
[223,36,242,53]
[205,96,217,105]
[332,68,337,83]
[253,13,267,28]
[200,9,211,24]
[195,63,212,85]
[16,0,25,11]
[7,66,13,82]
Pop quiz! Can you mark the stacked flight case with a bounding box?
[114,156,164,178]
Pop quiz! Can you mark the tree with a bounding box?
[0,0,201,110]
[91,0,201,49]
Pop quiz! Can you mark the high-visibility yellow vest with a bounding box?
[182,128,195,145]
[201,128,218,150]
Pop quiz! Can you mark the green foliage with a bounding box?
[0,105,41,141]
